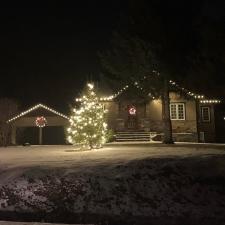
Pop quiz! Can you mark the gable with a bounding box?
[7,103,69,123]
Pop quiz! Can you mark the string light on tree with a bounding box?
[67,83,108,149]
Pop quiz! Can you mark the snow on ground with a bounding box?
[0,222,80,225]
[0,143,224,185]
[0,143,224,169]
[0,143,225,223]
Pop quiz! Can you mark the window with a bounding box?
[170,103,185,120]
[201,107,210,122]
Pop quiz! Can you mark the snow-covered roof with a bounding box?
[7,103,69,123]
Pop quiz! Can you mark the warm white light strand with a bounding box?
[7,103,69,123]
[200,100,221,104]
[169,80,221,103]
[68,83,108,149]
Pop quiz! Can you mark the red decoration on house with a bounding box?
[35,116,47,128]
[128,106,136,115]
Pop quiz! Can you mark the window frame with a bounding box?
[170,103,186,120]
[201,106,211,122]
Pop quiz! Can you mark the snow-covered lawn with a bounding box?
[0,143,225,224]
[0,143,224,184]
[0,222,77,225]
[0,143,224,169]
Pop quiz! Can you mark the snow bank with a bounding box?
[0,145,225,222]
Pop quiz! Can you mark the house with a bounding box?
[7,82,221,144]
[100,92,219,142]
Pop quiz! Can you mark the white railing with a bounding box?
[149,132,158,142]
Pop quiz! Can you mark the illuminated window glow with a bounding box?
[170,103,185,120]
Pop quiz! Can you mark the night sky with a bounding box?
[0,1,224,113]
[0,2,127,112]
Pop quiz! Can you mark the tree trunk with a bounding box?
[162,78,174,144]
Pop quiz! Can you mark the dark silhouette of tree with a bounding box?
[99,32,174,143]
[0,98,18,146]
[122,0,202,143]
[99,0,225,143]
[185,0,225,98]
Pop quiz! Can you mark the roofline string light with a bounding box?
[76,73,221,104]
[200,100,221,104]
[75,85,129,102]
[7,103,69,123]
[169,80,205,99]
[169,80,221,103]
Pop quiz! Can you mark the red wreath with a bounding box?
[129,106,136,115]
[35,116,47,128]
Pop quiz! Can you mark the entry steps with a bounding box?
[115,131,158,142]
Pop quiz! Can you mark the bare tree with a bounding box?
[0,98,18,146]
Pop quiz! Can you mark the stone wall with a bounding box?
[145,92,198,133]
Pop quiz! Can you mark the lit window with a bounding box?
[201,107,210,122]
[170,103,185,120]
[170,104,177,119]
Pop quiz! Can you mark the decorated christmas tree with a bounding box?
[67,83,108,149]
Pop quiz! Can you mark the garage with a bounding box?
[8,103,69,145]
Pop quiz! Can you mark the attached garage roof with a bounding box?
[7,103,69,123]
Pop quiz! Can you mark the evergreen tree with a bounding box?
[67,83,108,149]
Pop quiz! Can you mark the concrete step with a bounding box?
[116,131,151,142]
[116,132,150,135]
[116,139,150,142]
